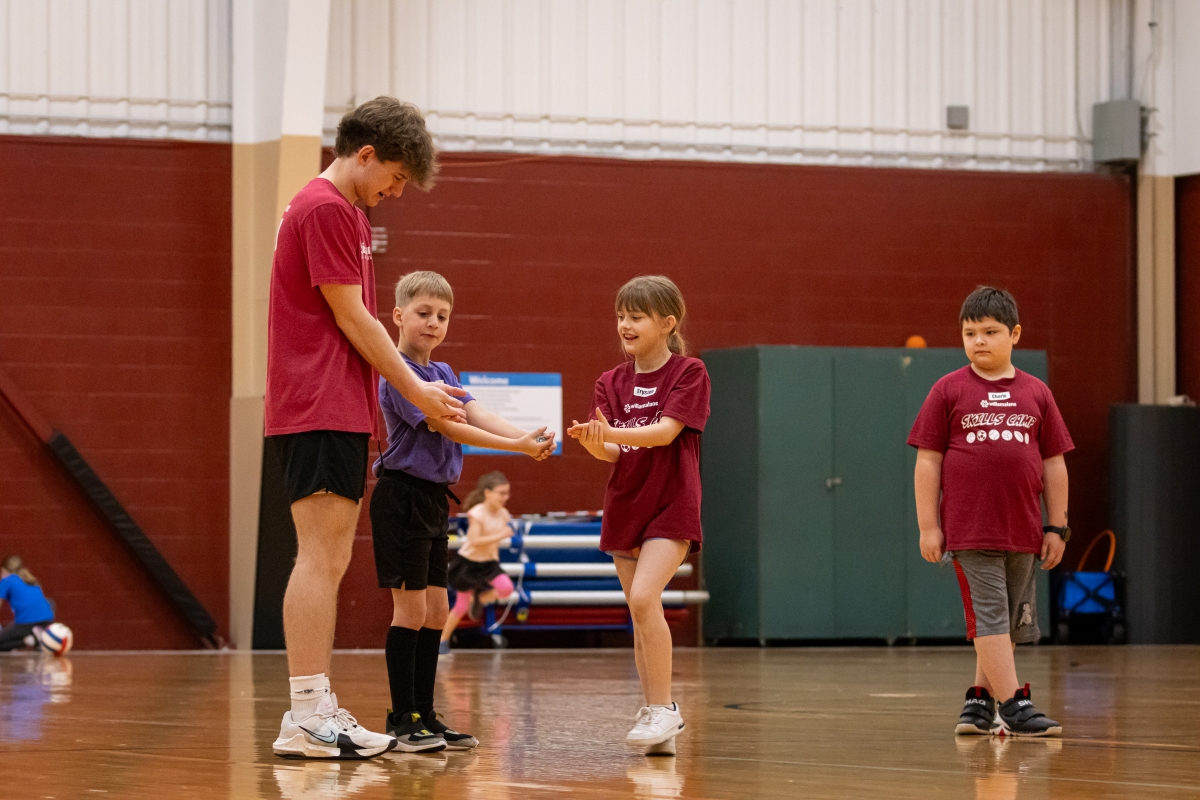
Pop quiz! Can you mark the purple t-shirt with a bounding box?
[374,356,474,484]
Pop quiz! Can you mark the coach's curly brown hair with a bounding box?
[334,97,440,190]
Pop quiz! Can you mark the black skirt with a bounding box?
[447,555,506,593]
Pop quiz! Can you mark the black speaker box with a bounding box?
[1109,405,1200,644]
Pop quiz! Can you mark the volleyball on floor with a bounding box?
[35,623,73,656]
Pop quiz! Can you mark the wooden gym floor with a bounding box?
[1,646,1197,799]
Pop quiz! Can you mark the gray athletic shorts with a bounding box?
[951,550,1040,643]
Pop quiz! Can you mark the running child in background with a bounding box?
[568,275,711,757]
[441,471,518,655]
[908,286,1072,738]
[0,556,55,651]
[370,271,555,753]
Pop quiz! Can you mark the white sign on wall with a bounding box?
[459,372,563,456]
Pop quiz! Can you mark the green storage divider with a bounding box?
[829,348,908,639]
[701,346,1052,643]
[698,348,763,640]
[758,348,835,639]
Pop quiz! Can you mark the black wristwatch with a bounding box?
[1043,525,1071,542]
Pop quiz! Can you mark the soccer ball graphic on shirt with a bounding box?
[34,623,73,656]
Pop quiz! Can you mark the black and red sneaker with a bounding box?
[997,684,1062,738]
[956,686,998,735]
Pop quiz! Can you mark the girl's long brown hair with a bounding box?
[615,275,688,355]
[2,555,38,586]
[463,471,510,510]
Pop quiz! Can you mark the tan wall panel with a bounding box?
[276,135,324,221]
[1137,174,1176,404]
[229,135,324,648]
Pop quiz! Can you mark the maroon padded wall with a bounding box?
[1178,175,1200,404]
[0,135,231,649]
[332,154,1134,647]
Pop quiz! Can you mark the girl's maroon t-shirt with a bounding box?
[907,365,1074,553]
[593,354,711,552]
[264,178,378,436]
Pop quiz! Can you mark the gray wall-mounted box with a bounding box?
[1092,100,1142,163]
[946,105,969,130]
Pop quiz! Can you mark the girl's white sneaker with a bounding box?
[645,736,677,756]
[625,703,685,747]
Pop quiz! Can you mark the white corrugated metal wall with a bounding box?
[0,0,231,141]
[0,0,1134,170]
[325,0,1123,171]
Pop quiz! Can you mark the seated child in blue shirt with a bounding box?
[0,555,55,651]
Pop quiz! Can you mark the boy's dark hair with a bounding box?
[334,97,439,190]
[960,286,1019,332]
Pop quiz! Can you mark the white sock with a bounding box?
[289,673,330,720]
[649,703,676,711]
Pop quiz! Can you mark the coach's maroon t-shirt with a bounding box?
[593,354,711,553]
[907,365,1074,553]
[265,178,377,436]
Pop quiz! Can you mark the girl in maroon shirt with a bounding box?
[569,276,711,756]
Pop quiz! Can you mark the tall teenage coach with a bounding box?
[266,97,467,760]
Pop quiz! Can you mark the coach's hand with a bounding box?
[1040,532,1065,570]
[919,527,945,563]
[415,380,468,423]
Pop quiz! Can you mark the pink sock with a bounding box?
[452,590,472,617]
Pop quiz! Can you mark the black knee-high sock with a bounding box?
[413,627,442,719]
[386,626,419,720]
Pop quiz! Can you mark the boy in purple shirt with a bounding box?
[369,271,555,752]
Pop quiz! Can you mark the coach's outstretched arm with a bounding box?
[320,283,467,422]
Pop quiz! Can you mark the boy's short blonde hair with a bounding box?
[394,271,453,308]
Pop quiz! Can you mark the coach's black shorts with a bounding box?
[369,469,452,590]
[269,430,370,504]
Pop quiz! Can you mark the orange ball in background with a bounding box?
[905,335,928,349]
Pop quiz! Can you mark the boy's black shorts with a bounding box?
[369,469,452,590]
[270,430,370,504]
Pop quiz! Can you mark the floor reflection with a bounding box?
[0,654,72,742]
[956,735,1064,800]
[1,647,1197,800]
[627,756,684,798]
[273,760,389,800]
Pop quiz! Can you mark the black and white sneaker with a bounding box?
[422,710,479,750]
[385,710,447,753]
[997,684,1062,738]
[626,703,685,747]
[273,694,397,759]
[956,686,999,736]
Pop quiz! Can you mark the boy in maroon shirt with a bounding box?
[908,287,1071,738]
[266,98,467,760]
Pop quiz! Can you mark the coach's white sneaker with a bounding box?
[626,703,685,748]
[273,693,397,759]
